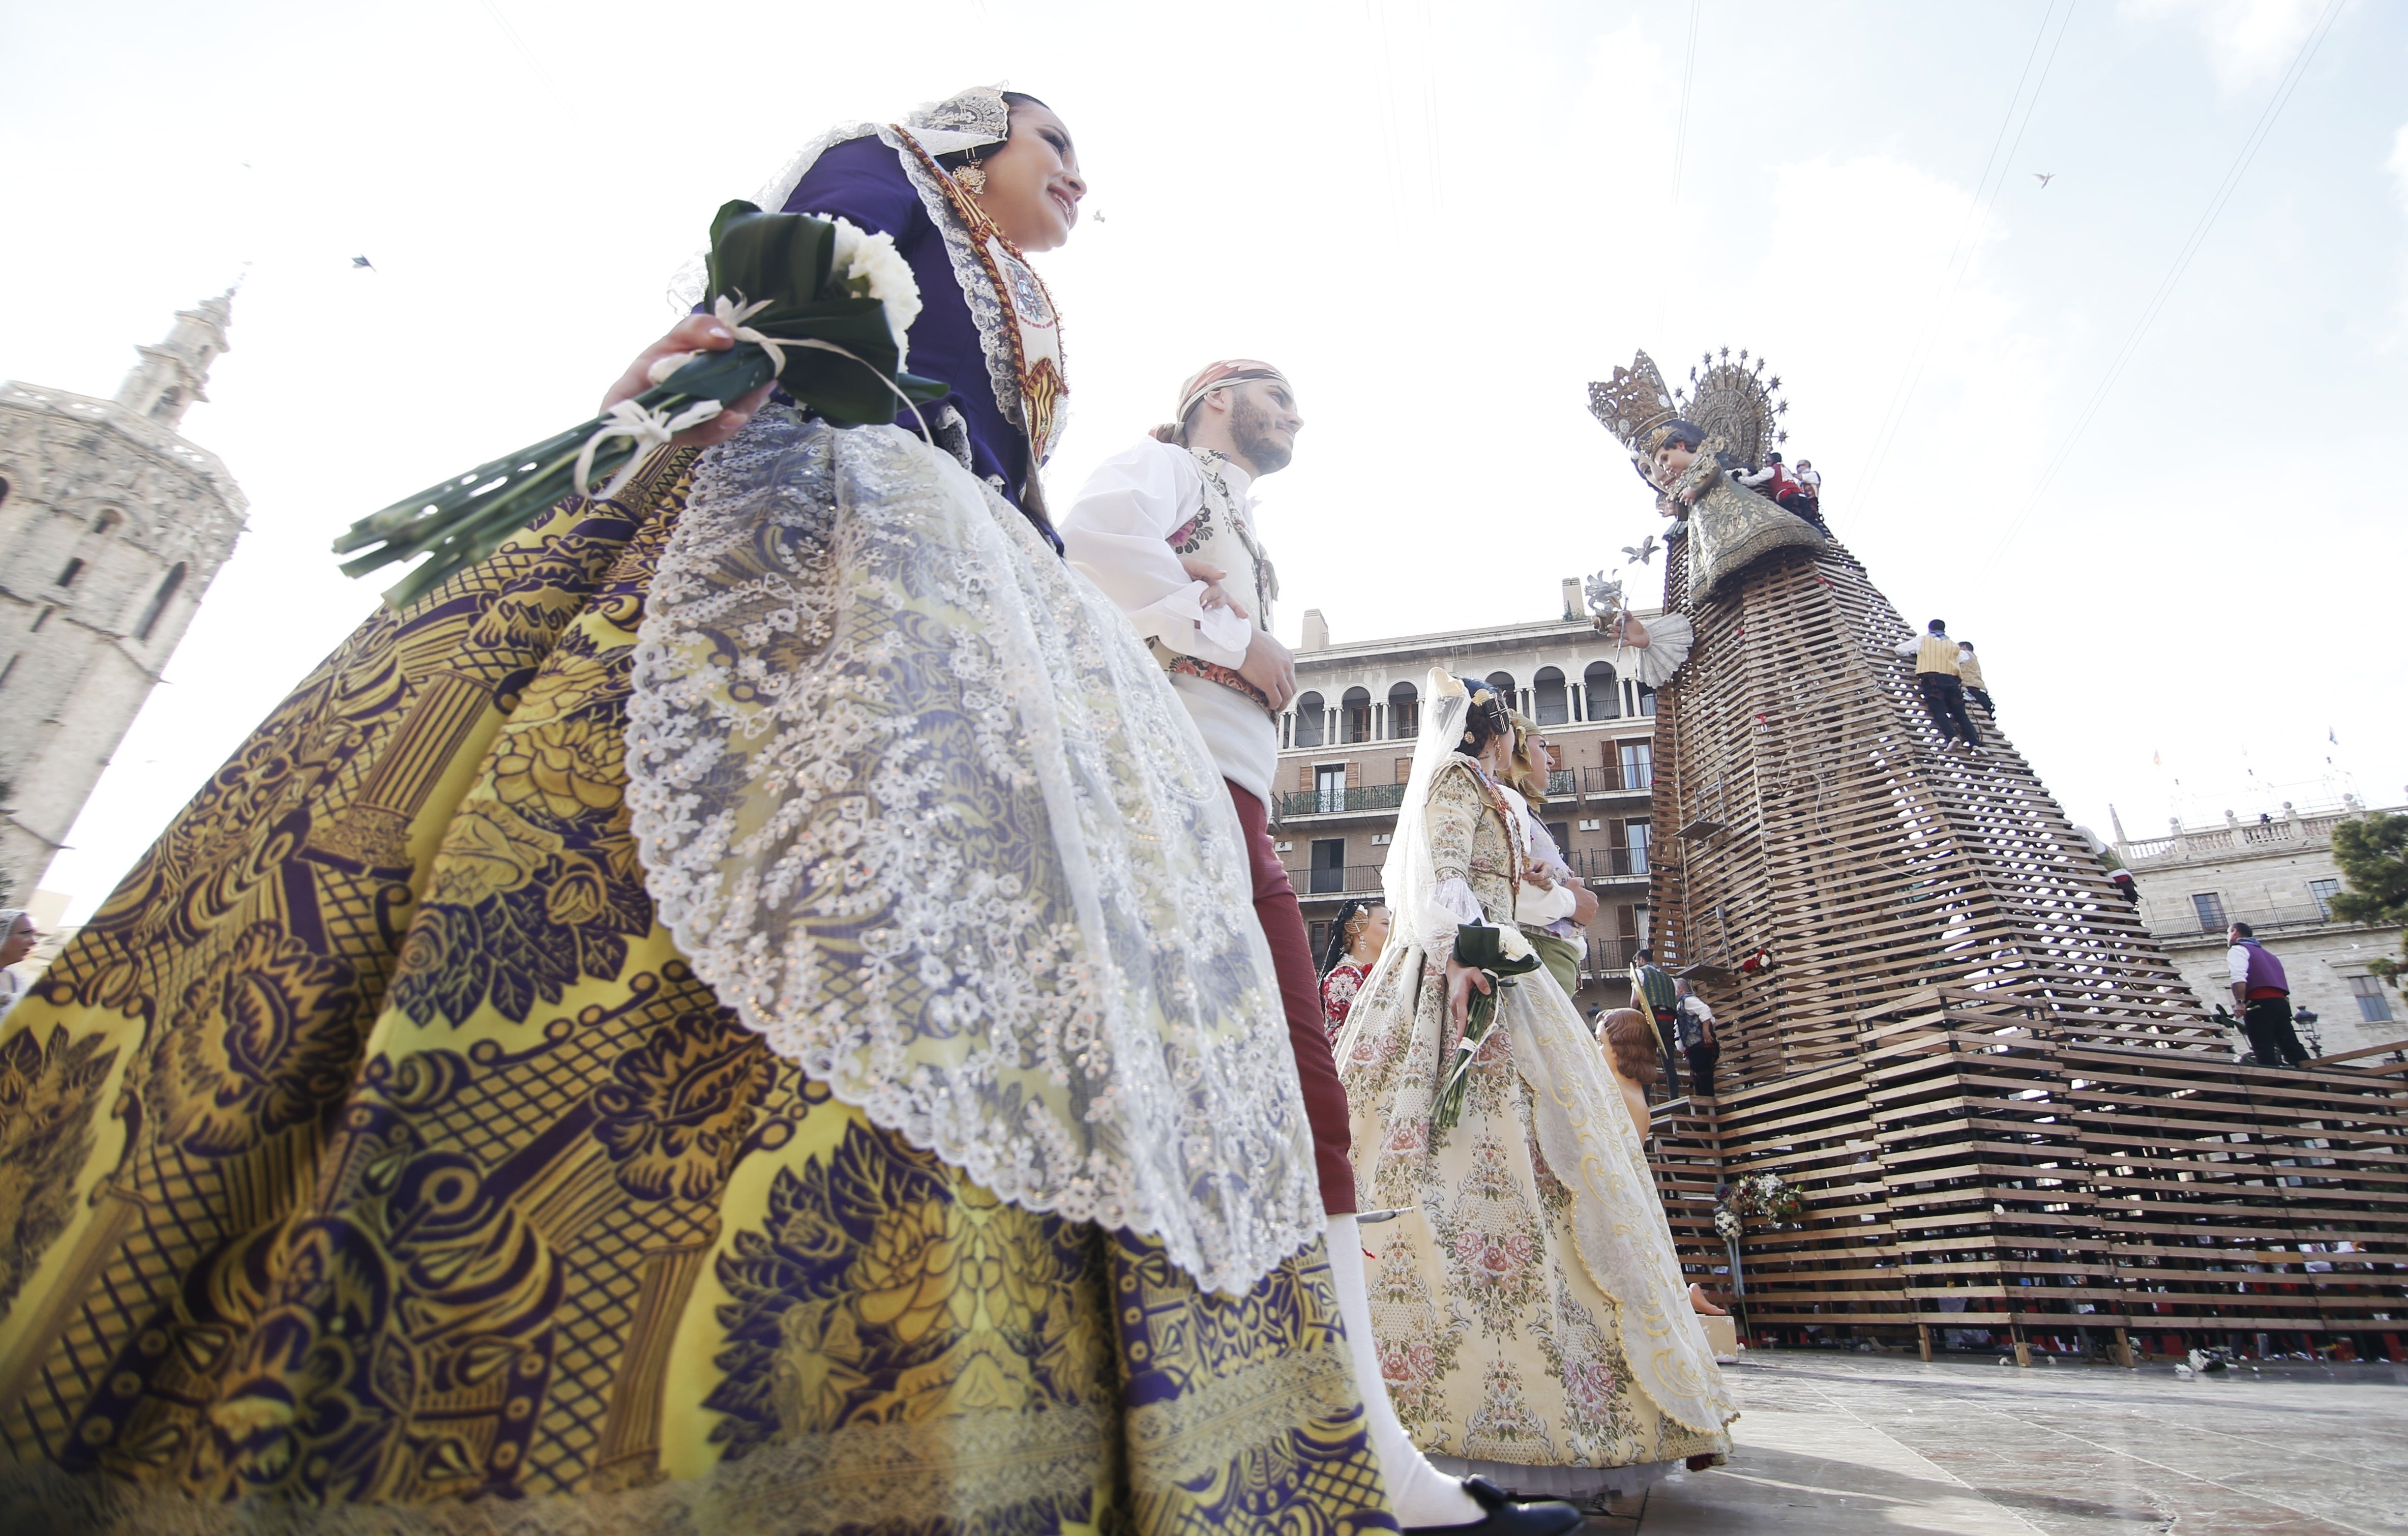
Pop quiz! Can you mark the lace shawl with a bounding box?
[623,410,1321,1293]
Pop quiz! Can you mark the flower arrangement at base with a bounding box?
[333,201,948,608]
[1714,1170,1803,1237]
[1432,922,1543,1131]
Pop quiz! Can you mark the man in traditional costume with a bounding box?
[2227,922,2309,1068]
[1063,369,1581,1535]
[1333,671,1734,1506]
[0,91,1400,1536]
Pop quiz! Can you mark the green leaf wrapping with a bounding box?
[1431,924,1544,1130]
[333,200,949,609]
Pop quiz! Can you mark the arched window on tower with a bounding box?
[150,389,182,421]
[1293,691,1325,747]
[1386,681,1419,739]
[1341,687,1373,744]
[0,475,12,510]
[1533,666,1568,725]
[92,508,122,536]
[1584,660,1621,720]
[135,563,186,641]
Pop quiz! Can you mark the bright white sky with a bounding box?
[5,0,2403,922]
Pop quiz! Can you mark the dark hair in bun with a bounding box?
[1455,677,1513,756]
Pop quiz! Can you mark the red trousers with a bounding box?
[1228,782,1357,1214]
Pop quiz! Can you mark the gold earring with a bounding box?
[955,161,987,195]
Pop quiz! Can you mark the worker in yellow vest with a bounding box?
[1892,618,1982,750]
[1956,640,1994,714]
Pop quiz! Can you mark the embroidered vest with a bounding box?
[1153,448,1280,714]
[2237,938,2288,995]
[1956,652,1986,688]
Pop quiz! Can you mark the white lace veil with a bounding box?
[1379,668,1474,961]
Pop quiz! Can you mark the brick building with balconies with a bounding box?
[1272,579,1662,1014]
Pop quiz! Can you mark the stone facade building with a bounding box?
[2114,800,2406,1060]
[1272,579,1661,1014]
[0,293,247,903]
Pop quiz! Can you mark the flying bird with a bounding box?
[2032,172,2056,188]
[352,255,376,271]
[1621,535,1659,567]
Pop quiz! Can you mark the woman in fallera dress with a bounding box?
[0,88,1396,1536]
[1332,672,1735,1506]
[1319,898,1390,1040]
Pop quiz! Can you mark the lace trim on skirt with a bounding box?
[622,409,1322,1294]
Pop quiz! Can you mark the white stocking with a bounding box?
[1326,1214,1484,1526]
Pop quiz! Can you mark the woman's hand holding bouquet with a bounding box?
[334,202,948,608]
[1433,922,1542,1130]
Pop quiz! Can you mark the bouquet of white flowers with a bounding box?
[333,201,947,607]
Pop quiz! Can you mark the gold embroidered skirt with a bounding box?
[0,452,1391,1535]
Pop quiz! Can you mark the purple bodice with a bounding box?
[780,135,1054,547]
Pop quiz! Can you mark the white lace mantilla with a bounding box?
[623,408,1321,1294]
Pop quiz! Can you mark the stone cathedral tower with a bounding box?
[0,293,248,902]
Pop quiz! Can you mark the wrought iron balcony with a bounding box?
[1580,763,1654,795]
[1292,864,1387,898]
[1566,846,1651,880]
[1279,782,1410,818]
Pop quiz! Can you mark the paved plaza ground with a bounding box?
[1586,1349,2408,1535]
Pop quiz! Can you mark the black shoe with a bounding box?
[1406,1476,1584,1536]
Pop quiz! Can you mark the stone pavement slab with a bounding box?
[1590,1350,2408,1536]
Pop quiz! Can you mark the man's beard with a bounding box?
[1229,394,1294,474]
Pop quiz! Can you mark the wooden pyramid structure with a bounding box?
[1623,398,2408,1364]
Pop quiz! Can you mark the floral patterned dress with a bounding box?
[0,446,1394,1536]
[1321,959,1371,1042]
[1334,758,1731,1501]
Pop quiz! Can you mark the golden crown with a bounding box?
[1586,351,1680,456]
[1676,347,1788,468]
[1589,347,1792,468]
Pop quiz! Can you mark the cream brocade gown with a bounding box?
[1335,759,1731,1497]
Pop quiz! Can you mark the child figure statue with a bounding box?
[1589,350,1825,602]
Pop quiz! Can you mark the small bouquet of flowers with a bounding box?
[1433,922,1543,1130]
[333,200,949,608]
[1714,1171,1803,1238]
